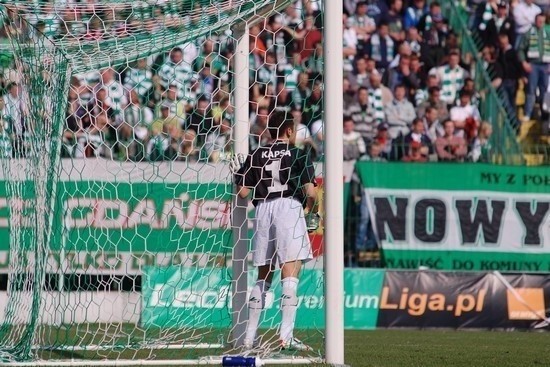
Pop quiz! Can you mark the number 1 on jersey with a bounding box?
[265,160,288,194]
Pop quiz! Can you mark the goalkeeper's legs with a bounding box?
[244,265,274,347]
[280,261,302,343]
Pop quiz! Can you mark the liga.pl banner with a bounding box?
[141,267,550,330]
[356,162,550,271]
[378,270,550,329]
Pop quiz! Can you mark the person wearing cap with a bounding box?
[518,12,549,122]
[481,2,516,48]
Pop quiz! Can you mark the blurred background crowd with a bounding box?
[0,0,547,164]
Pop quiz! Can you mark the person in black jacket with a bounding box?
[497,32,523,119]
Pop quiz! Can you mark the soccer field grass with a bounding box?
[341,329,550,367]
[26,326,550,366]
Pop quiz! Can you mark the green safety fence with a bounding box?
[440,0,526,166]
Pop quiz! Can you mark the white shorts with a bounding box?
[252,197,313,267]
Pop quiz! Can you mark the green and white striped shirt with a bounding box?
[368,87,385,122]
[430,65,467,105]
[124,68,154,102]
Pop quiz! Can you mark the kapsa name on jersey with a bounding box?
[261,149,291,159]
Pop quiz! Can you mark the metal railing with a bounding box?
[440,1,527,165]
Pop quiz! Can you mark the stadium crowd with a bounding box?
[0,0,548,265]
[0,0,547,163]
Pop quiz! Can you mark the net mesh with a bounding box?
[0,0,325,363]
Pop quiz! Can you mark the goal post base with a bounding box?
[5,357,324,366]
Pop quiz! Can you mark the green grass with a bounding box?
[17,327,550,366]
[342,329,550,367]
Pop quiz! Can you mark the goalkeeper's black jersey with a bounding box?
[235,141,316,207]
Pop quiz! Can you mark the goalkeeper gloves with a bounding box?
[305,212,321,232]
[229,153,245,175]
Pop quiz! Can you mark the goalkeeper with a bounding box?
[231,110,319,352]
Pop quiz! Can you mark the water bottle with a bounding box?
[222,356,263,367]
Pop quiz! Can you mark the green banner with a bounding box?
[0,179,233,274]
[142,267,384,330]
[356,162,550,271]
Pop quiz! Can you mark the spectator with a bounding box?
[385,84,416,139]
[124,58,154,108]
[423,106,444,142]
[303,42,324,79]
[263,14,295,66]
[204,118,232,162]
[386,0,406,43]
[279,51,304,93]
[405,27,423,55]
[292,107,318,158]
[373,123,394,159]
[100,68,127,124]
[518,13,549,122]
[481,2,516,48]
[364,0,390,24]
[450,89,481,141]
[404,0,428,29]
[160,84,187,122]
[146,121,169,161]
[185,96,214,141]
[469,122,493,162]
[497,32,523,118]
[513,0,542,49]
[347,0,377,46]
[481,46,503,89]
[292,71,312,112]
[310,117,325,158]
[343,115,367,161]
[462,77,482,108]
[303,79,324,128]
[474,0,499,37]
[435,119,468,161]
[429,50,469,107]
[383,54,421,96]
[365,22,395,73]
[343,14,359,73]
[120,90,154,160]
[388,42,413,70]
[415,74,440,106]
[348,57,371,91]
[343,78,356,109]
[250,106,272,151]
[368,71,391,123]
[348,86,377,144]
[418,2,448,70]
[3,82,24,157]
[196,63,217,100]
[402,140,429,162]
[157,47,198,102]
[404,117,433,155]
